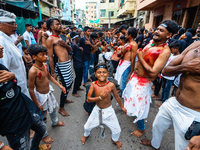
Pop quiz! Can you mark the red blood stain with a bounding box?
[46,67,48,72]
[124,96,127,101]
[38,72,42,80]
[128,98,132,103]
[138,97,142,103]
[125,45,131,51]
[130,73,151,86]
[145,101,147,104]
[133,103,135,107]
[144,49,163,64]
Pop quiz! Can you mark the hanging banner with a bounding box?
[39,2,50,17]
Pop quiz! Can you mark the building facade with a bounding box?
[76,9,86,27]
[61,0,71,21]
[99,0,121,29]
[85,1,98,27]
[70,0,76,23]
[137,0,200,30]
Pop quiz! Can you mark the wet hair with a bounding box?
[169,40,180,49]
[22,45,28,51]
[95,63,108,72]
[25,23,31,27]
[187,28,195,36]
[90,32,97,39]
[38,20,45,28]
[160,20,178,35]
[128,27,137,38]
[28,44,47,57]
[46,18,60,31]
[119,24,128,32]
[115,29,120,34]
[139,27,145,34]
[83,26,90,32]
[119,35,126,43]
[97,31,103,37]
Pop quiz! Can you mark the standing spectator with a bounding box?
[79,26,94,85]
[119,24,128,35]
[136,27,144,49]
[0,9,30,97]
[71,32,84,97]
[23,23,36,46]
[59,25,67,42]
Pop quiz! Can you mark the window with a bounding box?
[145,11,150,24]
[100,9,106,17]
[100,0,106,3]
[94,6,96,9]
[109,11,114,17]
[91,6,93,8]
[91,16,93,18]
[109,0,114,2]
[91,11,93,13]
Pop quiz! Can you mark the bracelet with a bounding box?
[16,40,20,43]
[52,73,56,76]
[0,142,4,149]
[99,96,103,100]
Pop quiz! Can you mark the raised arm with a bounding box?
[162,41,200,76]
[87,82,104,102]
[130,43,138,75]
[137,47,171,78]
[37,31,42,44]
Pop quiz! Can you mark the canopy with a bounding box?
[3,0,38,12]
[90,19,99,24]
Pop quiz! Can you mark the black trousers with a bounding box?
[153,77,162,96]
[72,67,83,94]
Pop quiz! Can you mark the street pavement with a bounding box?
[0,82,175,150]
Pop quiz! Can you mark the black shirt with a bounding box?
[79,36,92,62]
[136,33,144,49]
[72,43,83,68]
[59,34,67,42]
[0,64,40,136]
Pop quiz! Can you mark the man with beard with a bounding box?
[115,28,138,96]
[140,40,200,150]
[122,20,178,138]
[46,18,73,116]
[37,20,48,47]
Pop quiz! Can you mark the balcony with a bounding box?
[117,0,136,18]
[137,0,173,11]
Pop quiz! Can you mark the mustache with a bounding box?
[153,33,159,36]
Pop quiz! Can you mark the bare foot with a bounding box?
[30,130,35,138]
[52,121,65,127]
[111,139,122,149]
[156,103,162,107]
[155,97,162,101]
[42,135,54,144]
[72,93,81,97]
[81,136,88,145]
[65,100,74,103]
[140,138,160,150]
[78,88,84,91]
[131,129,146,137]
[151,94,157,98]
[58,108,70,116]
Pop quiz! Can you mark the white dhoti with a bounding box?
[84,105,121,142]
[34,85,58,113]
[115,60,131,84]
[151,97,200,150]
[122,72,153,123]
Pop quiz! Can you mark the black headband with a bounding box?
[160,23,173,33]
[95,65,107,72]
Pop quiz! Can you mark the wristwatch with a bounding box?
[0,142,4,149]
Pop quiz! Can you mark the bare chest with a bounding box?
[182,48,200,63]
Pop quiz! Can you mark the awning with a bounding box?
[3,0,38,12]
[114,17,136,25]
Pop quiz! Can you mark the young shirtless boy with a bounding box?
[37,20,48,47]
[28,44,66,144]
[81,63,127,149]
[22,45,33,78]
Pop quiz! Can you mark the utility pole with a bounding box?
[108,12,110,28]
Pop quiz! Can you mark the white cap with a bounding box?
[0,9,16,22]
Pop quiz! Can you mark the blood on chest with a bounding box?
[144,49,163,63]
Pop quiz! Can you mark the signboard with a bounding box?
[40,2,50,17]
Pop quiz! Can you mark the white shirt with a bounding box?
[104,52,113,60]
[0,31,30,97]
[23,31,31,45]
[10,33,23,55]
[46,30,52,36]
[161,54,179,80]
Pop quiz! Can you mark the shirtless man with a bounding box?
[46,18,73,116]
[115,27,138,95]
[122,20,178,138]
[37,20,48,47]
[140,41,200,150]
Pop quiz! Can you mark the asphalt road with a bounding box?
[0,80,175,150]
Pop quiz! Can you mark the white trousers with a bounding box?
[151,97,200,150]
[84,105,121,142]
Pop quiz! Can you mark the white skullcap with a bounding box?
[0,9,16,22]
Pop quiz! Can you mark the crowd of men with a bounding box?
[0,8,200,150]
